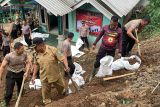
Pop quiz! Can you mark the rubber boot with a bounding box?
[88,67,98,82]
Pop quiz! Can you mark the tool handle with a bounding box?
[15,77,26,107]
[103,72,135,81]
[151,82,160,94]
[135,29,141,56]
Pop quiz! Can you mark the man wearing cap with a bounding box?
[79,20,90,50]
[90,16,122,81]
[0,42,30,107]
[31,37,69,105]
[122,16,151,57]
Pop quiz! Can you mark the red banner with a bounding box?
[76,10,103,35]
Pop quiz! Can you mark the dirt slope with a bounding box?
[1,36,160,107]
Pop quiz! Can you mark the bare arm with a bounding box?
[31,63,39,83]
[24,56,32,77]
[79,27,82,36]
[62,57,69,72]
[63,49,68,59]
[118,31,123,53]
[87,26,90,36]
[29,28,32,39]
[93,27,105,46]
[0,58,8,80]
[9,23,13,36]
[127,27,138,43]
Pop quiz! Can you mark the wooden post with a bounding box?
[58,16,63,35]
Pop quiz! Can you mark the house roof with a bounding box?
[35,0,140,17]
[101,0,140,17]
[0,0,10,6]
[35,0,80,16]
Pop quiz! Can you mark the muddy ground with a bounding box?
[1,36,160,107]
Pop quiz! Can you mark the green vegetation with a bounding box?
[141,0,160,37]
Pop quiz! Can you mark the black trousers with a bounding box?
[3,46,10,56]
[66,56,75,76]
[24,34,32,47]
[94,46,115,68]
[122,28,135,57]
[80,37,89,49]
[11,30,18,40]
[4,71,24,106]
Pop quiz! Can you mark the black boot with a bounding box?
[88,67,98,82]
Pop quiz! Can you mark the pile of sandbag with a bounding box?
[96,55,141,77]
[68,62,85,94]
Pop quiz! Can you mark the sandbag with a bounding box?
[68,62,85,94]
[111,58,124,71]
[76,38,84,49]
[96,56,114,77]
[112,55,141,71]
[29,79,42,90]
[123,55,141,70]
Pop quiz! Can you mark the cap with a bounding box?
[32,37,44,47]
[111,15,118,22]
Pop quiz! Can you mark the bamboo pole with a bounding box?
[151,82,160,94]
[103,72,135,81]
[135,29,141,56]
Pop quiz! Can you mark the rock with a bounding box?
[97,102,106,107]
[125,80,130,85]
[146,68,153,73]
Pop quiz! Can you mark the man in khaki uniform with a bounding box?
[122,16,150,57]
[31,37,69,105]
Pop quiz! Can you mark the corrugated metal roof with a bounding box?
[35,0,73,16]
[89,0,113,19]
[63,0,80,7]
[0,0,10,6]
[72,0,112,19]
[35,0,140,17]
[101,0,140,17]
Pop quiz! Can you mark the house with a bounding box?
[32,0,141,45]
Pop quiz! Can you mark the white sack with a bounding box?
[112,55,141,71]
[71,45,84,57]
[29,79,42,90]
[68,62,85,94]
[111,58,124,71]
[96,56,114,77]
[76,38,84,49]
[123,55,141,70]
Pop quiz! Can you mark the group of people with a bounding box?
[91,16,150,79]
[0,33,76,106]
[79,16,150,80]
[0,15,150,107]
[0,11,35,58]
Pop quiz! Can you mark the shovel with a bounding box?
[135,29,141,57]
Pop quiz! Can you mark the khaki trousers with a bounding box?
[41,77,66,101]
